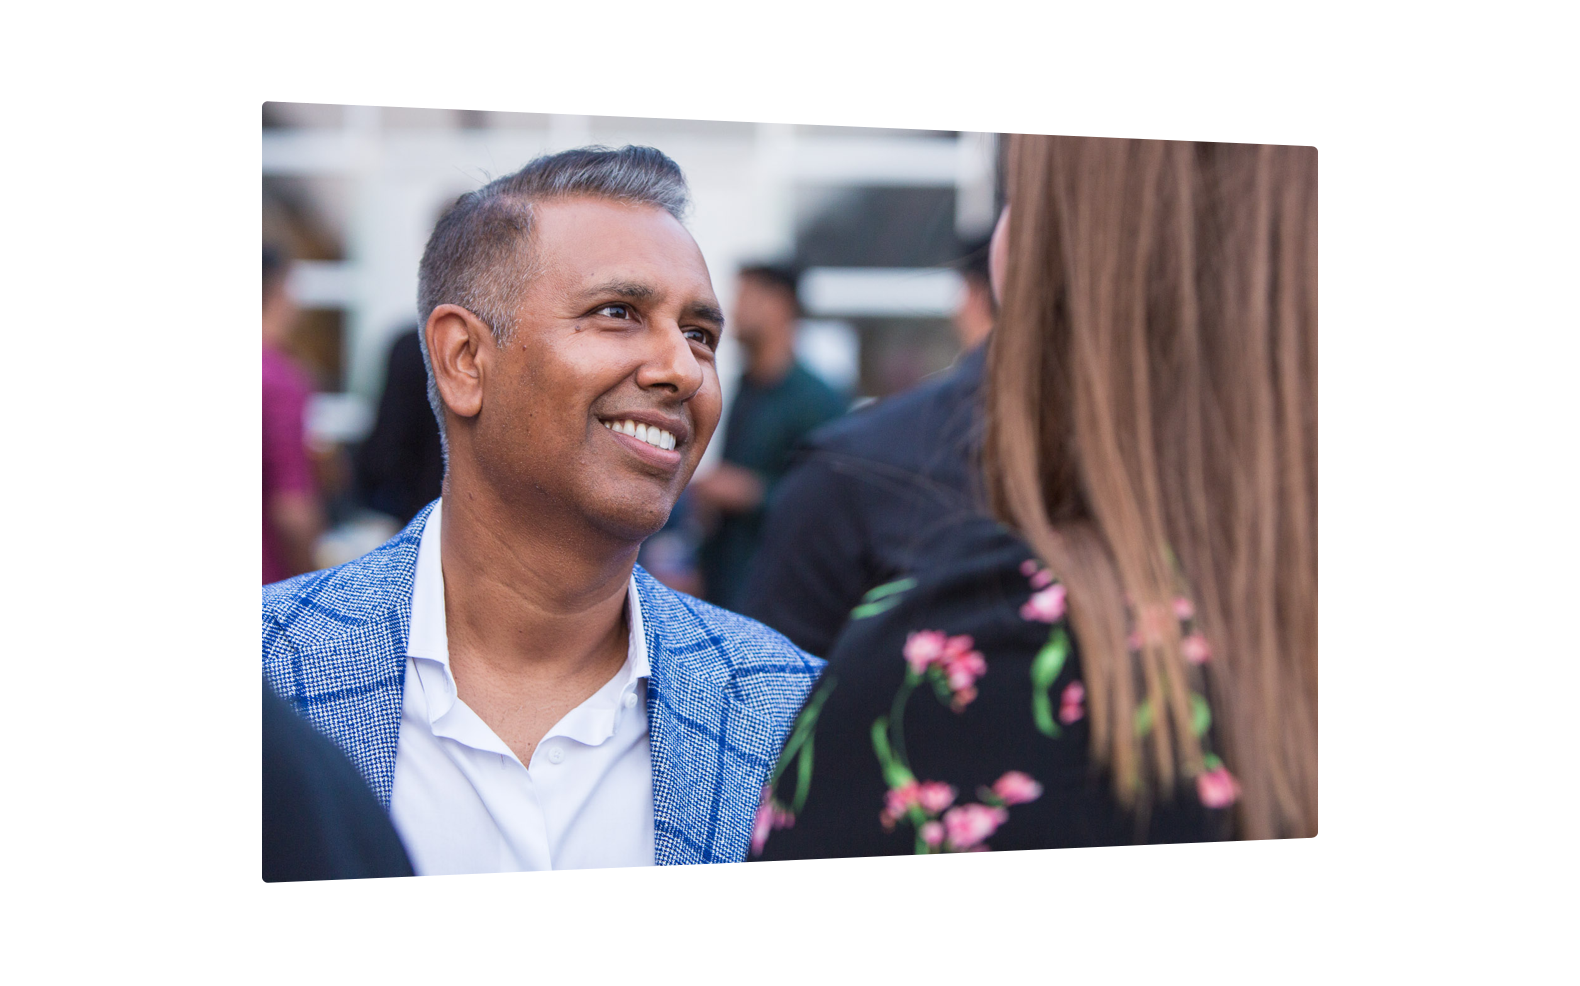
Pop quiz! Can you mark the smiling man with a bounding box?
[262,146,825,874]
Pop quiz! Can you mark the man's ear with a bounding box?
[425,304,494,423]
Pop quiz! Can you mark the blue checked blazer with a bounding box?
[262,501,825,866]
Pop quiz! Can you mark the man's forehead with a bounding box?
[532,198,715,301]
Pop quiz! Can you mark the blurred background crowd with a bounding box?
[252,104,1573,834]
[263,102,1000,607]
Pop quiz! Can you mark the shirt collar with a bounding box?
[406,498,651,733]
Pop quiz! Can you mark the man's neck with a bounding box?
[437,482,636,682]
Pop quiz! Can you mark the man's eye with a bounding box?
[684,328,716,349]
[593,303,631,319]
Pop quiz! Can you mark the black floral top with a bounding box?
[751,519,1234,859]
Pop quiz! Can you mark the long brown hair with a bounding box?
[984,135,1317,839]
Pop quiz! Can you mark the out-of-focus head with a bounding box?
[984,135,1318,841]
[730,264,800,349]
[415,145,724,543]
[262,244,297,349]
[950,235,995,350]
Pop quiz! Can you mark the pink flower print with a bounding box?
[942,803,1009,850]
[933,636,988,710]
[882,781,921,828]
[920,821,945,848]
[904,631,949,675]
[1181,632,1212,665]
[944,651,986,691]
[1173,596,1196,620]
[941,633,977,662]
[750,786,778,856]
[1020,583,1067,623]
[752,790,777,853]
[1197,765,1241,808]
[1058,681,1086,725]
[916,781,958,815]
[1021,558,1054,588]
[991,771,1043,806]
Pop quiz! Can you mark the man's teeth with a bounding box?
[603,419,677,450]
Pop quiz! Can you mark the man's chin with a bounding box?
[586,498,675,546]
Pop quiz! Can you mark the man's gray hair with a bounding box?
[414,145,692,459]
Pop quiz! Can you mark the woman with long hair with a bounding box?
[752,134,1316,857]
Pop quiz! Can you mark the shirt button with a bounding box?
[623,692,638,709]
[546,744,565,765]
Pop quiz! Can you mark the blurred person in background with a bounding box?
[354,325,445,526]
[690,265,846,610]
[753,135,1317,859]
[263,146,822,876]
[949,236,996,351]
[636,488,705,596]
[262,245,324,584]
[738,239,995,655]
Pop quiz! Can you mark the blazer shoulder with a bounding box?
[262,504,431,645]
[636,568,825,707]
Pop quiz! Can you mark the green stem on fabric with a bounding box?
[888,672,920,778]
[1134,699,1154,738]
[1030,626,1069,738]
[871,717,916,789]
[792,733,816,816]
[907,804,932,855]
[1190,692,1212,739]
[769,675,838,789]
[850,577,918,620]
[928,665,954,706]
[851,599,900,620]
[864,577,918,602]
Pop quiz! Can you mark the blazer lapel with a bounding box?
[269,504,427,810]
[286,602,410,809]
[640,575,775,866]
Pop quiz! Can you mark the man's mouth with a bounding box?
[601,418,678,451]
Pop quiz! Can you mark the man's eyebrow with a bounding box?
[578,280,658,302]
[684,301,726,326]
[577,279,723,326]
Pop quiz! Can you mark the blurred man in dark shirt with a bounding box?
[737,239,996,654]
[690,265,846,610]
[354,327,445,525]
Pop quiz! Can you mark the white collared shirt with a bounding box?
[388,500,656,874]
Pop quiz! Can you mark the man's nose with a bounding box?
[636,319,705,399]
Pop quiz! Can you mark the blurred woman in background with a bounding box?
[753,135,1316,857]
[262,245,325,584]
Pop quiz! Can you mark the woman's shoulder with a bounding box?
[834,517,1056,671]
[756,518,1098,858]
[754,514,1231,860]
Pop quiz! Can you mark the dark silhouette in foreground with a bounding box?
[262,680,413,882]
